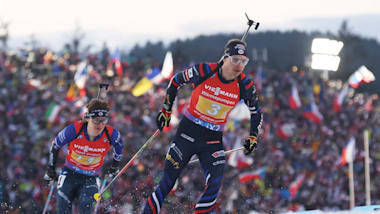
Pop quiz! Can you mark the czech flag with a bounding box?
[239,167,267,183]
[303,102,323,123]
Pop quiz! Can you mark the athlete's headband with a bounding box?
[85,109,109,118]
[224,42,247,57]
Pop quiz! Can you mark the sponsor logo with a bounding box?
[207,140,221,145]
[73,144,106,153]
[180,133,195,142]
[170,143,183,160]
[211,150,225,158]
[166,154,180,169]
[212,160,226,166]
[204,84,238,99]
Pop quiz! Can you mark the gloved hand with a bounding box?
[104,159,120,177]
[44,165,58,182]
[244,135,258,155]
[156,107,172,131]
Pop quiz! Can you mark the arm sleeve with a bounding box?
[164,63,215,110]
[110,129,123,162]
[243,83,263,136]
[48,124,76,167]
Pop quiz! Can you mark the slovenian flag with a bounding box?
[276,123,296,140]
[239,167,267,183]
[339,137,356,166]
[333,85,349,111]
[303,102,323,123]
[288,84,302,109]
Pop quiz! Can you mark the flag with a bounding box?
[348,65,375,88]
[131,51,174,97]
[131,77,154,97]
[339,137,356,166]
[44,102,60,122]
[333,85,349,111]
[111,50,123,76]
[228,137,253,169]
[276,123,296,140]
[239,167,267,183]
[74,61,89,90]
[288,84,302,109]
[303,102,323,123]
[65,84,77,102]
[289,173,305,199]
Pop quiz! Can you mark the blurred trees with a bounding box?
[129,22,380,94]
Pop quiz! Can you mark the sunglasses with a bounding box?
[227,55,249,66]
[91,117,108,125]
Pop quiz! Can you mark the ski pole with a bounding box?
[94,176,109,213]
[189,147,245,164]
[42,181,55,214]
[241,13,260,42]
[94,129,161,201]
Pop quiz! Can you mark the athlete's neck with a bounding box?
[218,68,235,83]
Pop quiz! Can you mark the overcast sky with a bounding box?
[1,0,379,50]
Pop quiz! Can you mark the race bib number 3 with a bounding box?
[195,96,232,119]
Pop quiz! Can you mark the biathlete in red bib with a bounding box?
[44,99,124,214]
[142,39,263,214]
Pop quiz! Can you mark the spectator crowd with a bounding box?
[0,45,379,213]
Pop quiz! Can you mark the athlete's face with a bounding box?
[87,117,108,137]
[222,55,249,80]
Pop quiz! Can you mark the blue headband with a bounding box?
[224,42,247,57]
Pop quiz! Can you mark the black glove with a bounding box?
[104,160,120,177]
[44,165,58,182]
[244,135,258,155]
[156,107,172,131]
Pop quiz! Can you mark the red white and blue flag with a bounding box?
[303,102,323,123]
[289,173,305,199]
[288,84,302,109]
[333,85,349,111]
[239,167,267,183]
[348,65,375,88]
[339,137,356,166]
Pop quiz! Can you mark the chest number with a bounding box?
[207,104,221,116]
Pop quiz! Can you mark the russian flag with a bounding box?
[288,84,302,109]
[348,65,375,88]
[339,137,356,166]
[333,86,349,111]
[289,173,305,199]
[239,167,267,183]
[303,102,323,123]
[276,123,296,140]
